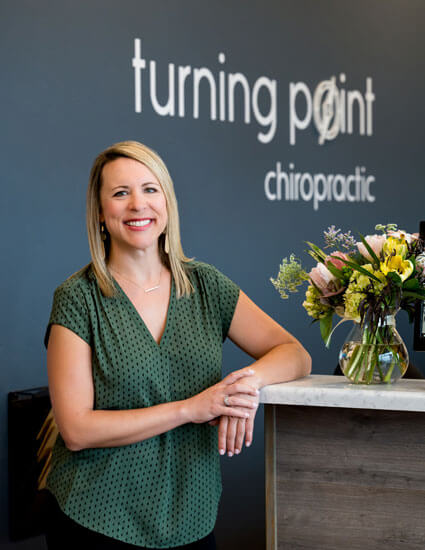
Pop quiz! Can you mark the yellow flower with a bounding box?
[343,290,365,323]
[303,285,331,319]
[380,255,414,281]
[382,236,408,259]
[349,264,386,293]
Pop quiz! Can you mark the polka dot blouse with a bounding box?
[44,260,240,548]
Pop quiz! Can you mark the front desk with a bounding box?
[261,375,425,550]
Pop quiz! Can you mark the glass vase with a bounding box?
[338,315,409,384]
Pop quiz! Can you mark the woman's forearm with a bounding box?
[247,342,312,389]
[65,400,190,451]
[61,367,259,452]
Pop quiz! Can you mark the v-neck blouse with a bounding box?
[44,260,240,548]
[112,273,175,349]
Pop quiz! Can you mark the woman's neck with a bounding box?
[107,244,164,286]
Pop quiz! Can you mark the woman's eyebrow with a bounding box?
[111,185,129,190]
[111,182,159,191]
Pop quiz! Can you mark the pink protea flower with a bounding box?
[325,251,349,271]
[357,234,385,262]
[309,263,343,298]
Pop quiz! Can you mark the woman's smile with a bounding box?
[124,218,154,230]
[124,218,152,227]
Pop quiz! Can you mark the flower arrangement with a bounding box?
[271,224,425,384]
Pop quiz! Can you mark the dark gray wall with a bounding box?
[2,1,425,548]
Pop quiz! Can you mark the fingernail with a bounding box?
[235,449,240,455]
[219,449,225,455]
[245,413,249,417]
[247,369,254,374]
[246,441,251,447]
[228,452,233,457]
[255,389,260,394]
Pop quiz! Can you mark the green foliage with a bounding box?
[404,278,420,290]
[337,258,383,283]
[270,254,309,299]
[387,271,402,286]
[271,224,425,346]
[305,241,327,262]
[319,313,333,347]
[375,223,397,234]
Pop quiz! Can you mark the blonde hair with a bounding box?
[86,140,194,298]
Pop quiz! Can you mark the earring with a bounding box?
[164,232,170,254]
[101,222,106,241]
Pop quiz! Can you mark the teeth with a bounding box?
[126,220,151,227]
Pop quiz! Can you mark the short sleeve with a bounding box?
[44,283,92,348]
[208,264,240,342]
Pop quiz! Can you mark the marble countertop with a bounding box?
[260,375,425,412]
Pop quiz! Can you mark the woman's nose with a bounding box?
[128,190,146,210]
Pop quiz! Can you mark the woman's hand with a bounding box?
[218,395,259,456]
[184,368,259,424]
[218,373,260,455]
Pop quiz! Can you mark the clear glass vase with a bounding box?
[338,315,409,384]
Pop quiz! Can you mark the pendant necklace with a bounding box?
[109,265,163,293]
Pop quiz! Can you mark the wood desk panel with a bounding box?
[265,404,425,550]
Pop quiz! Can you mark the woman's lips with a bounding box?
[124,219,153,231]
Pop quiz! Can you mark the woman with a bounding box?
[44,141,311,550]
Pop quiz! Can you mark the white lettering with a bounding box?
[193,68,217,120]
[150,61,175,117]
[289,82,312,145]
[132,38,146,113]
[313,174,328,210]
[228,73,251,124]
[289,75,375,145]
[178,66,191,117]
[264,163,376,210]
[252,77,277,144]
[132,38,277,144]
[264,170,277,201]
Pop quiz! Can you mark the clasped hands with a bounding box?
[212,369,260,457]
[186,367,260,457]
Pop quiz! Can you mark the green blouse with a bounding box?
[44,260,240,548]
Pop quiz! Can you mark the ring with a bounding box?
[224,395,230,406]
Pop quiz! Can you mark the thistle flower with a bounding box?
[323,226,356,251]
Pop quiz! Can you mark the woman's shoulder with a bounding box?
[183,259,224,282]
[53,263,95,298]
[184,259,216,273]
[183,259,239,291]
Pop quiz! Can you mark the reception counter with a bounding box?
[261,375,425,550]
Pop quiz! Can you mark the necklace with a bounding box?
[109,265,163,293]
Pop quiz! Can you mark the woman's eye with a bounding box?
[114,190,127,197]
[145,187,157,193]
